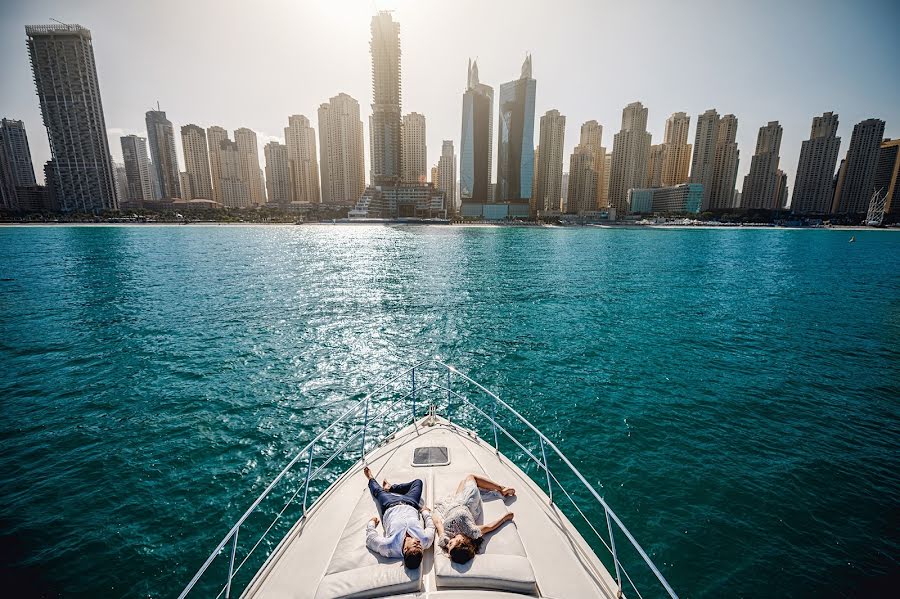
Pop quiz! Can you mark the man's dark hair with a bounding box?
[403,545,423,569]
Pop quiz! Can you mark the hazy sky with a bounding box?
[2,0,899,196]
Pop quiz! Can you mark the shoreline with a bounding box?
[1,221,897,231]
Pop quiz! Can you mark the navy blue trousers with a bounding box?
[368,478,423,512]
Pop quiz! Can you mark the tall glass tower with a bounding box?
[369,11,402,185]
[460,59,493,203]
[26,24,117,212]
[496,55,536,203]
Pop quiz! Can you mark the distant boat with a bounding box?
[849,236,856,243]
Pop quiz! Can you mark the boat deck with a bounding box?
[242,417,621,598]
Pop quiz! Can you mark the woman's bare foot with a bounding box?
[363,466,374,480]
[501,486,516,497]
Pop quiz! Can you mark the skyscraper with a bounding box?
[460,59,494,203]
[234,128,265,206]
[217,139,248,208]
[26,24,117,212]
[437,140,456,214]
[264,141,291,206]
[690,109,719,209]
[791,112,841,214]
[284,115,320,204]
[832,118,886,214]
[709,114,740,210]
[0,119,36,210]
[535,109,566,213]
[369,11,402,184]
[661,112,691,187]
[566,120,605,214]
[180,124,213,201]
[646,144,664,188]
[497,55,537,203]
[145,109,181,199]
[741,121,784,210]
[206,126,228,204]
[113,163,127,207]
[873,139,900,216]
[317,93,365,205]
[0,119,36,187]
[401,112,427,183]
[120,135,153,206]
[609,101,652,216]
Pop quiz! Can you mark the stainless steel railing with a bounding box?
[177,358,678,599]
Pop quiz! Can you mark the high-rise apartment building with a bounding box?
[264,142,291,207]
[120,135,153,206]
[113,163,127,206]
[661,112,691,187]
[601,154,611,208]
[832,118,886,214]
[460,59,494,203]
[234,128,265,205]
[535,109,566,213]
[401,112,427,183]
[646,144,664,188]
[284,115,320,204]
[791,112,841,214]
[318,93,365,205]
[369,11,402,184]
[26,24,117,211]
[567,120,606,214]
[0,119,36,187]
[609,101,652,216]
[206,126,228,204]
[0,118,37,210]
[145,110,181,199]
[217,139,248,208]
[497,55,537,203]
[180,125,213,201]
[710,114,740,210]
[437,140,456,214]
[741,121,784,210]
[873,139,900,216]
[690,109,719,209]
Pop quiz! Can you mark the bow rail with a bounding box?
[177,358,678,599]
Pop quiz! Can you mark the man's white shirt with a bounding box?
[365,505,435,558]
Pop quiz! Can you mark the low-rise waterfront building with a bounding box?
[627,183,703,214]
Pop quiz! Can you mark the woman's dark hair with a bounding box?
[449,536,482,564]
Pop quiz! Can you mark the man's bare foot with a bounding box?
[364,466,373,480]
[382,479,391,491]
[501,486,516,497]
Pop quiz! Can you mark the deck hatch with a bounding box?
[412,446,449,466]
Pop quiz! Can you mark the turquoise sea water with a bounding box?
[1,224,898,598]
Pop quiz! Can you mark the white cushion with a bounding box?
[433,473,535,594]
[315,470,423,599]
[435,553,537,594]
[314,564,420,599]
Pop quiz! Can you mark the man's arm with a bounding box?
[420,508,435,548]
[479,512,514,536]
[365,516,395,557]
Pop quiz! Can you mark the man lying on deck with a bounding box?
[363,465,435,569]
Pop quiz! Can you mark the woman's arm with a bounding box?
[479,511,514,535]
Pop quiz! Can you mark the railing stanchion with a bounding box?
[446,368,452,421]
[411,368,416,422]
[540,436,553,504]
[605,507,624,598]
[302,445,313,517]
[361,396,370,460]
[491,399,499,452]
[225,526,239,599]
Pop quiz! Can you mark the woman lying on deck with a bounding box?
[433,473,516,564]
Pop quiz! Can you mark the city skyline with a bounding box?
[2,0,898,199]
